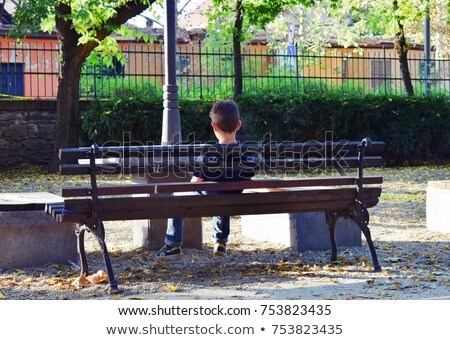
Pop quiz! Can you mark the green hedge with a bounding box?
[81,93,450,165]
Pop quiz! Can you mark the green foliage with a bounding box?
[206,0,319,46]
[81,95,162,145]
[80,92,450,165]
[8,0,54,38]
[11,1,154,66]
[81,96,216,144]
[238,92,450,164]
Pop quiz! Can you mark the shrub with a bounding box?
[80,93,450,165]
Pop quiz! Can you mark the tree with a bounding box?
[274,0,439,96]
[354,0,425,96]
[137,0,196,28]
[266,1,366,52]
[337,0,441,96]
[12,0,155,171]
[207,0,318,98]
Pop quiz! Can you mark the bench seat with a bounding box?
[49,184,381,222]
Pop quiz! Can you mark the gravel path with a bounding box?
[0,165,449,300]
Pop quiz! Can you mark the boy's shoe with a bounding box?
[155,244,182,260]
[213,242,227,256]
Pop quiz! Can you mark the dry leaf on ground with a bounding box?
[71,275,91,289]
[87,270,109,284]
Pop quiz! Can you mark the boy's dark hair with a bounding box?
[209,100,240,133]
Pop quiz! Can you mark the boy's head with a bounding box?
[209,100,240,134]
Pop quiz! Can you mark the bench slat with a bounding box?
[59,156,384,175]
[57,195,380,223]
[58,142,386,164]
[58,187,381,222]
[60,176,383,197]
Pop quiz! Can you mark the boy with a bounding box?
[156,99,254,259]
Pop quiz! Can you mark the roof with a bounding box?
[178,0,211,29]
[0,6,13,25]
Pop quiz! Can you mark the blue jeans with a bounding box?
[165,191,230,247]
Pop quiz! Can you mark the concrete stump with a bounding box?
[241,211,361,251]
[132,174,202,250]
[427,181,450,233]
[0,192,77,269]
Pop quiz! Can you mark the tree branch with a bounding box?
[95,0,155,40]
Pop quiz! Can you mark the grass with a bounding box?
[380,192,426,202]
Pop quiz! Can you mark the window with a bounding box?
[176,55,190,75]
[1,63,24,96]
[371,60,391,88]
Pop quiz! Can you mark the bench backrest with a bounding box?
[58,139,385,177]
[48,137,384,224]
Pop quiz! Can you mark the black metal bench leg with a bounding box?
[91,219,123,294]
[325,211,339,263]
[358,223,381,272]
[75,224,89,276]
[349,202,382,272]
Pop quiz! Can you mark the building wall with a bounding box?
[0,37,59,97]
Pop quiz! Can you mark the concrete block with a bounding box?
[241,211,361,251]
[0,211,77,269]
[427,181,450,233]
[133,217,203,250]
[0,192,77,269]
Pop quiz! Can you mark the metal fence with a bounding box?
[1,40,449,99]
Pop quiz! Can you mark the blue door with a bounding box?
[1,63,24,96]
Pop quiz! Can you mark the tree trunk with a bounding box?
[47,5,97,172]
[394,26,415,96]
[393,1,414,96]
[47,1,151,172]
[233,0,244,99]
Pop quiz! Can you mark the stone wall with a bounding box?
[0,100,89,168]
[0,100,57,167]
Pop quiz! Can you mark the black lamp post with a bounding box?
[161,0,181,144]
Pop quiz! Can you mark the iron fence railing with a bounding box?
[1,41,449,99]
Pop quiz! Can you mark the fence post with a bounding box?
[295,43,299,93]
[383,46,387,96]
[424,4,431,96]
[198,40,203,99]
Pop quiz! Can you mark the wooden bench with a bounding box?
[46,137,385,293]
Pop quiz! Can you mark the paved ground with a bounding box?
[0,165,449,300]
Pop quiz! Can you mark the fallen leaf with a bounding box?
[424,276,437,282]
[391,281,404,290]
[87,270,109,284]
[129,296,146,300]
[122,273,132,280]
[50,263,65,270]
[71,275,91,289]
[366,279,375,288]
[166,284,179,292]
